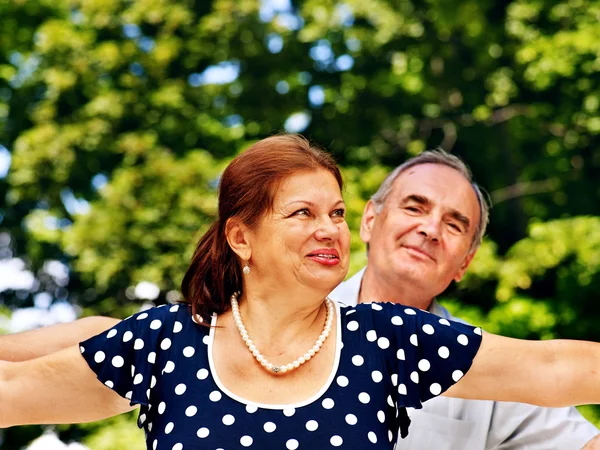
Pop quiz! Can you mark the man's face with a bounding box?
[360,163,480,299]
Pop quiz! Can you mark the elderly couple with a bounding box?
[1,134,599,449]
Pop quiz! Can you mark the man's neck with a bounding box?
[358,266,434,311]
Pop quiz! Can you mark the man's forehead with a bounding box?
[388,164,480,220]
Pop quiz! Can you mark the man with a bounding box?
[2,150,599,449]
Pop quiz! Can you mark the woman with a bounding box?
[0,135,599,449]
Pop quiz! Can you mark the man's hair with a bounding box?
[371,149,490,253]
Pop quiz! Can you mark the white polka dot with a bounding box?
[79,346,85,354]
[202,335,209,345]
[172,444,183,450]
[175,384,187,395]
[164,361,175,373]
[170,304,179,312]
[197,427,209,438]
[139,414,147,424]
[387,395,394,407]
[126,391,132,400]
[422,324,435,335]
[377,410,385,423]
[286,439,299,449]
[391,373,398,386]
[147,352,156,364]
[398,384,407,395]
[94,351,106,363]
[183,346,195,358]
[283,408,295,417]
[240,436,253,447]
[438,346,450,359]
[352,355,364,366]
[137,312,149,320]
[322,398,335,409]
[388,430,394,442]
[410,334,419,346]
[306,420,319,431]
[418,359,431,371]
[123,331,133,342]
[106,329,118,339]
[452,370,464,382]
[165,422,174,434]
[404,308,417,315]
[410,371,419,383]
[391,316,403,326]
[209,391,222,402]
[161,338,172,350]
[158,402,166,414]
[366,330,377,342]
[368,431,377,443]
[147,423,152,432]
[371,303,383,311]
[345,309,356,315]
[345,414,358,425]
[397,349,405,360]
[222,414,235,425]
[377,337,390,349]
[474,327,482,335]
[153,439,158,450]
[347,321,359,331]
[371,371,383,383]
[246,405,258,413]
[430,383,442,395]
[358,392,371,404]
[112,356,124,368]
[130,365,135,376]
[264,421,276,433]
[133,374,143,385]
[105,380,114,388]
[336,375,349,387]
[330,435,343,446]
[457,334,469,346]
[134,339,145,350]
[150,319,162,330]
[197,368,209,380]
[173,321,183,333]
[439,318,451,326]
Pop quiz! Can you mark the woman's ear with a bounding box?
[225,217,252,261]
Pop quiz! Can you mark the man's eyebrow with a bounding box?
[449,210,471,231]
[400,194,431,206]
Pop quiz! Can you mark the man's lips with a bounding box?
[401,245,435,262]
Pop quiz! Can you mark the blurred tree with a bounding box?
[0,0,599,447]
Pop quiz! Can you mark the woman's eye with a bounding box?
[293,209,310,216]
[332,209,346,217]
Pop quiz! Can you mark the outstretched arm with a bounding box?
[446,333,600,407]
[0,345,134,427]
[0,316,120,361]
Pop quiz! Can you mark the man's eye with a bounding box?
[405,206,421,213]
[448,223,462,232]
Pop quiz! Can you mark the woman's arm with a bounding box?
[0,344,134,427]
[446,333,600,407]
[0,317,120,361]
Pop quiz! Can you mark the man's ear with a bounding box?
[225,218,252,261]
[359,200,378,245]
[453,250,476,282]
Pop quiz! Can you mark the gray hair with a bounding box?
[371,149,490,253]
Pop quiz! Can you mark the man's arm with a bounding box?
[0,316,120,361]
[485,401,598,450]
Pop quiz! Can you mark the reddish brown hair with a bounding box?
[181,134,342,319]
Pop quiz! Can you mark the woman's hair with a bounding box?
[181,134,342,319]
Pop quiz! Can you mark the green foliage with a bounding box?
[1,0,600,446]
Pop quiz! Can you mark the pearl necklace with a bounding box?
[230,291,334,374]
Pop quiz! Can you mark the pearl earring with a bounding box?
[242,262,251,275]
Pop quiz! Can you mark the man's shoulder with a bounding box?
[329,268,365,307]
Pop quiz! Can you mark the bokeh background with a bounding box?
[1,0,599,448]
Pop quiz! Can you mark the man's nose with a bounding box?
[417,218,441,243]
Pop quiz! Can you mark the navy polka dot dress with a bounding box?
[80,301,482,449]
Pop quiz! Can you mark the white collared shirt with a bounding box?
[329,268,598,450]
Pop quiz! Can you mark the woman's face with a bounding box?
[247,169,350,295]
